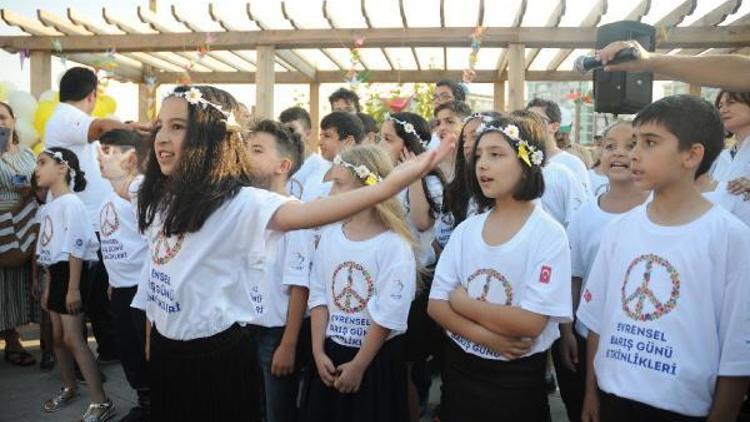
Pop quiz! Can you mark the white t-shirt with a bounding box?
[300,162,332,203]
[249,229,311,328]
[577,204,750,417]
[703,181,750,227]
[36,193,98,266]
[550,151,592,195]
[589,169,609,197]
[99,178,147,288]
[429,206,572,360]
[434,198,480,249]
[712,136,750,183]
[567,196,618,338]
[399,175,443,268]
[287,154,330,200]
[44,103,113,232]
[142,187,292,340]
[426,132,441,151]
[542,162,588,227]
[308,224,416,348]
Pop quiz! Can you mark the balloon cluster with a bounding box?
[0,80,117,155]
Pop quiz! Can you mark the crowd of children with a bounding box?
[11,61,749,422]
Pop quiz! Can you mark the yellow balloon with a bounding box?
[33,101,57,140]
[93,94,117,117]
[0,81,7,102]
[32,142,45,156]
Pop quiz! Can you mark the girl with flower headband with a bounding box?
[35,147,115,420]
[301,145,416,422]
[135,85,454,420]
[428,114,572,421]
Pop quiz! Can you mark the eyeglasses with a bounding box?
[432,92,453,101]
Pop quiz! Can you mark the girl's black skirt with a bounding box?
[149,323,261,422]
[300,336,409,422]
[440,339,551,422]
[46,261,88,315]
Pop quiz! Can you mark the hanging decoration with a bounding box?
[51,38,67,68]
[383,95,414,113]
[145,75,158,120]
[462,26,486,84]
[18,49,30,70]
[343,36,369,87]
[564,89,593,105]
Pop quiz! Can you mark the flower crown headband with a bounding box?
[384,113,428,149]
[463,112,495,124]
[475,122,545,167]
[44,149,77,182]
[333,155,382,186]
[167,87,242,132]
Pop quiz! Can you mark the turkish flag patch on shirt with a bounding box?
[583,289,592,303]
[539,265,552,284]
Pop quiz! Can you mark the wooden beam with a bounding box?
[655,0,697,27]
[508,43,525,110]
[30,51,51,99]
[496,0,527,77]
[525,0,565,69]
[688,84,701,96]
[624,0,651,21]
[675,0,742,56]
[493,81,505,112]
[255,45,275,119]
[309,82,320,143]
[547,0,606,71]
[3,26,749,52]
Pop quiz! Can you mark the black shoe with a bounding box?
[545,373,557,394]
[75,365,107,384]
[118,406,147,422]
[96,355,120,366]
[39,352,55,372]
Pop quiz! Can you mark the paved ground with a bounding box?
[1,323,569,422]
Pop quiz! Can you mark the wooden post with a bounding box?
[688,84,701,96]
[255,45,275,119]
[138,65,155,122]
[309,82,320,144]
[493,81,506,112]
[30,51,51,99]
[507,43,525,111]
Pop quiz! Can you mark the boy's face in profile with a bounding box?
[631,122,702,191]
[246,132,283,187]
[319,127,349,161]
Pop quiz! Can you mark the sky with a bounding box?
[0,0,746,122]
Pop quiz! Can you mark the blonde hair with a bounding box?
[338,145,415,247]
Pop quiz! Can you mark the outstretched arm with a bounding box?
[598,40,750,91]
[270,138,455,231]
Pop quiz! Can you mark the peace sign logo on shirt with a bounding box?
[151,228,185,266]
[331,261,375,314]
[621,254,681,322]
[466,268,513,305]
[40,215,53,247]
[288,178,304,200]
[99,202,120,237]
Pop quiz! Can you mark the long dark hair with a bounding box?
[138,85,254,236]
[388,112,445,219]
[42,147,87,192]
[442,111,502,225]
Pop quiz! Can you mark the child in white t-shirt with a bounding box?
[137,86,454,421]
[697,173,750,227]
[278,106,330,200]
[35,147,114,421]
[578,95,750,421]
[555,121,648,422]
[302,145,417,422]
[97,129,151,420]
[428,113,572,421]
[245,119,311,422]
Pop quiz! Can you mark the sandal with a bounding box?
[43,386,79,412]
[4,348,37,367]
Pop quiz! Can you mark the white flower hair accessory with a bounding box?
[475,123,545,167]
[167,87,241,132]
[333,154,382,186]
[385,113,428,149]
[44,149,77,182]
[463,112,495,124]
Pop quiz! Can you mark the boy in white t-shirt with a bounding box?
[246,120,312,422]
[578,95,750,421]
[279,107,330,200]
[97,129,151,421]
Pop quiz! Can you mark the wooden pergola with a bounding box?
[1,0,749,129]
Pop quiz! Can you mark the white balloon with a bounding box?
[2,80,17,95]
[14,118,38,147]
[7,91,38,121]
[39,89,58,103]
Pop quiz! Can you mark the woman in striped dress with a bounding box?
[0,101,38,367]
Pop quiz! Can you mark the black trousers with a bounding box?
[82,234,117,359]
[110,286,148,391]
[599,390,706,422]
[551,331,587,422]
